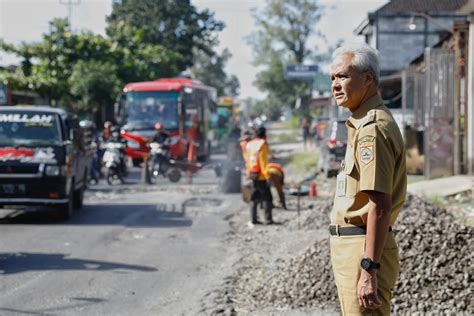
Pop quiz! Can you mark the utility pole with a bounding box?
[59,0,81,30]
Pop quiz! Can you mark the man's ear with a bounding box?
[365,71,374,86]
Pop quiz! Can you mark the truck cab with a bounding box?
[0,106,92,219]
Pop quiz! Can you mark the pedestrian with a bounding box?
[328,43,406,315]
[245,126,274,226]
[301,116,311,151]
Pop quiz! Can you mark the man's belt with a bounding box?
[329,225,392,236]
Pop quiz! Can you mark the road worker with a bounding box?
[267,162,286,210]
[245,126,273,225]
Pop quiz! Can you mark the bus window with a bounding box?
[123,91,179,131]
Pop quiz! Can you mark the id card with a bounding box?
[336,172,346,197]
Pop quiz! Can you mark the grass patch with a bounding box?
[281,115,300,129]
[269,131,299,143]
[288,148,318,172]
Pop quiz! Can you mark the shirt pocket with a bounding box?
[343,149,358,197]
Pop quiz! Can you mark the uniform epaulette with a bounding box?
[358,111,376,129]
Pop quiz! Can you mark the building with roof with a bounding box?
[355,0,469,76]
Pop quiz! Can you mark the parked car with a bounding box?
[318,119,348,178]
[0,106,92,219]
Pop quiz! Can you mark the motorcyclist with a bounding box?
[150,122,171,176]
[102,121,113,142]
[152,122,170,146]
[107,126,127,176]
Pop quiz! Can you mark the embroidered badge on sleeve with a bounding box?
[358,135,375,165]
[360,145,374,164]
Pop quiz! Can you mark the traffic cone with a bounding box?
[309,180,318,197]
[188,142,195,162]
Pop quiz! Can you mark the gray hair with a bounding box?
[331,43,380,86]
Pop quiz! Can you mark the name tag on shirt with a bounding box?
[336,172,346,197]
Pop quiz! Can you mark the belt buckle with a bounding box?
[336,224,340,237]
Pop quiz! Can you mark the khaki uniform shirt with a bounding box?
[330,94,407,226]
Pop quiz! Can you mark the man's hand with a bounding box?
[357,269,382,309]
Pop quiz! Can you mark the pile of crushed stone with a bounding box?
[230,193,473,314]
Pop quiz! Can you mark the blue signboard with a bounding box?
[285,64,318,80]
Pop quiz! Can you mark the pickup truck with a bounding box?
[0,106,92,219]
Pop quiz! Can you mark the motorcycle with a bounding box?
[103,141,127,185]
[149,141,181,183]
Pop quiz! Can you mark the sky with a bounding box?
[0,0,388,99]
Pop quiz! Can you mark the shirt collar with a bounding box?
[346,94,383,129]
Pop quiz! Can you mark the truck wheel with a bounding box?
[58,187,74,220]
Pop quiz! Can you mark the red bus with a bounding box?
[116,78,217,165]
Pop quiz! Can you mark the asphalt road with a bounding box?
[0,158,244,315]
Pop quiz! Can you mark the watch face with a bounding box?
[361,258,371,270]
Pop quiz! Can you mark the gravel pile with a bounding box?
[280,195,332,231]
[245,239,338,310]
[392,194,473,314]
[231,193,473,314]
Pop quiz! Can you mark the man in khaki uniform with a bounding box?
[328,43,407,315]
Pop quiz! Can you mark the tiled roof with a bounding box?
[377,0,469,13]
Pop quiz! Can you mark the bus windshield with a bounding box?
[0,112,62,146]
[123,91,179,131]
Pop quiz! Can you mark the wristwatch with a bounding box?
[360,257,380,271]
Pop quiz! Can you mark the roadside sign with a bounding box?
[285,64,318,80]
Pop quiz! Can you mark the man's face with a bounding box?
[330,53,371,112]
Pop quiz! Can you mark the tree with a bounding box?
[247,0,326,117]
[106,0,224,71]
[0,18,182,120]
[190,48,240,97]
[69,60,121,116]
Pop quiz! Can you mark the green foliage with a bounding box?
[69,60,121,113]
[0,18,182,116]
[1,3,235,120]
[106,0,224,71]
[250,96,284,121]
[247,0,327,119]
[270,131,298,143]
[190,48,240,97]
[288,148,318,172]
[282,115,301,129]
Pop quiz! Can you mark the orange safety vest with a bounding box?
[245,138,265,175]
[240,140,249,161]
[267,162,284,173]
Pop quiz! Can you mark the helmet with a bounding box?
[154,122,163,130]
[104,121,113,129]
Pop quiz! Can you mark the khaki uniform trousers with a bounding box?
[330,232,400,315]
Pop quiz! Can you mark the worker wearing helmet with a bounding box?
[245,126,273,225]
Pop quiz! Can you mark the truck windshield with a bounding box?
[123,91,179,131]
[0,112,62,146]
